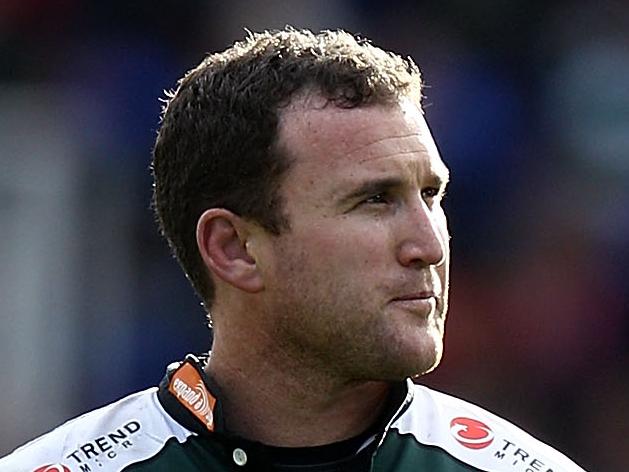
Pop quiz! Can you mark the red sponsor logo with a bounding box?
[450,417,494,449]
[34,465,71,472]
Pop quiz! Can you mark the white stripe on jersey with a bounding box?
[0,388,194,472]
[392,381,586,472]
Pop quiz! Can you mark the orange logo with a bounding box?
[168,362,216,431]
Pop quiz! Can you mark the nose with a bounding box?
[396,200,448,268]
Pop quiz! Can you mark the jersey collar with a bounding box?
[157,353,415,443]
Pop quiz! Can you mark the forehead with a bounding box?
[276,97,448,185]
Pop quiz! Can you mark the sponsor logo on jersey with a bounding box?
[34,465,71,472]
[449,416,560,471]
[450,417,494,449]
[64,420,141,472]
[168,361,216,431]
[493,439,557,471]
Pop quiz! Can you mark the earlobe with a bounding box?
[196,209,264,294]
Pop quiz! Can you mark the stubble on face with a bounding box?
[265,249,445,382]
[255,96,450,384]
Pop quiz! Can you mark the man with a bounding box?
[1,28,585,471]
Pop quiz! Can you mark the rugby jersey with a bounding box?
[0,354,587,471]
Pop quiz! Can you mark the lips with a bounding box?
[392,291,435,301]
[390,291,438,317]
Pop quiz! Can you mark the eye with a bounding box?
[363,193,390,205]
[421,187,441,199]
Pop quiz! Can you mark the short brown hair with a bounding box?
[152,27,423,307]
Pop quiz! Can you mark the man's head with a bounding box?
[153,27,450,380]
[152,28,422,307]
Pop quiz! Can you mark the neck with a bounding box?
[205,328,391,447]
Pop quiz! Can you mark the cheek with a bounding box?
[264,215,395,298]
[296,224,391,273]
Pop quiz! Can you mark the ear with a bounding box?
[196,209,264,294]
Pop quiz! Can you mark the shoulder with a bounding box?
[390,382,587,472]
[0,387,193,472]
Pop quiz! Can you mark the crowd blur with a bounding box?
[1,1,627,470]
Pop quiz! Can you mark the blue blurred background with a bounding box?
[0,1,627,470]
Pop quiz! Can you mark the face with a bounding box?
[254,96,450,382]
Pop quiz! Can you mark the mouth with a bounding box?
[389,292,438,317]
[392,291,436,301]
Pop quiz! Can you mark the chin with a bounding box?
[411,356,441,378]
[406,335,444,378]
[388,309,445,374]
[415,355,442,377]
[374,347,442,382]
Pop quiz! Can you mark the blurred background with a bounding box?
[0,1,627,470]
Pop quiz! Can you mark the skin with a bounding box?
[198,95,450,447]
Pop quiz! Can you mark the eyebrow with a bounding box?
[338,173,449,205]
[340,168,450,203]
[339,177,404,204]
